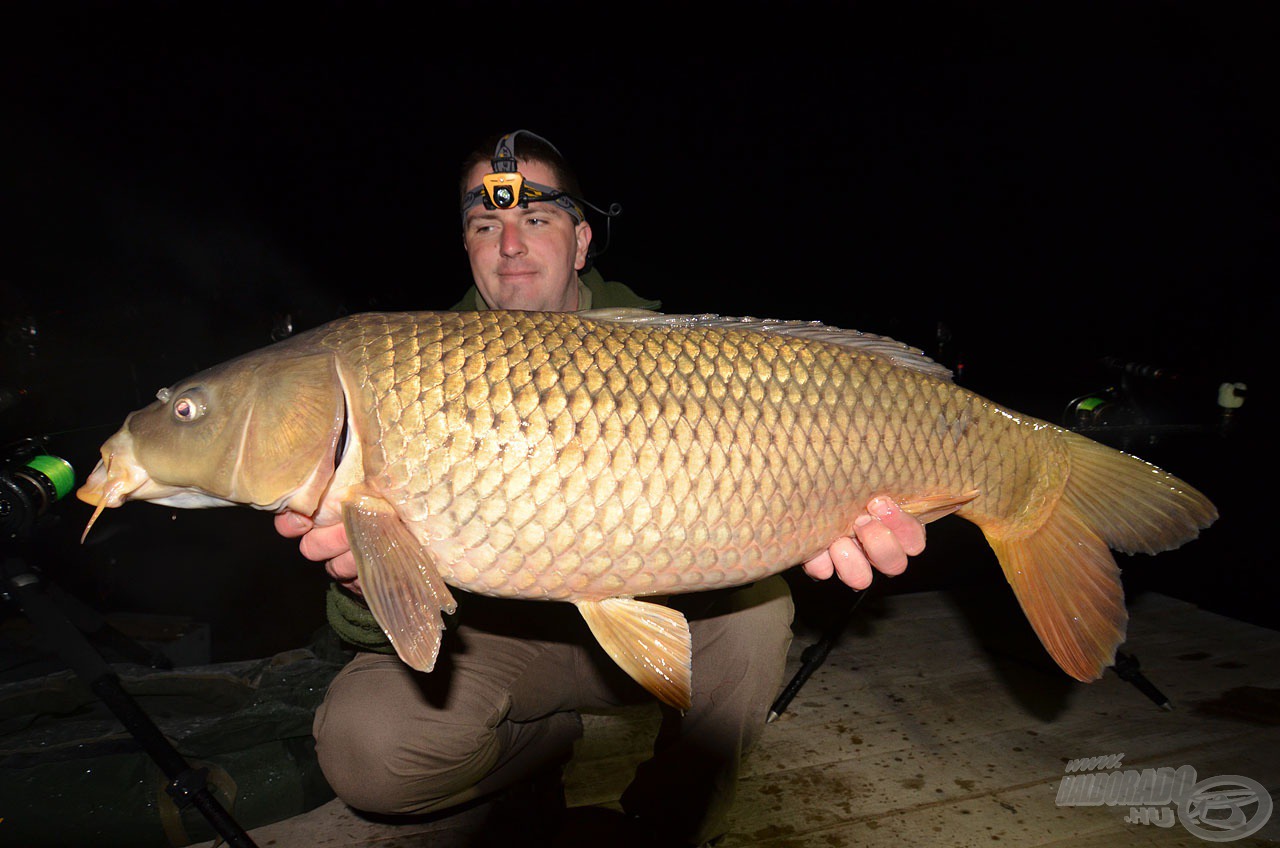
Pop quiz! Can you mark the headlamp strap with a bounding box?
[477,130,573,211]
[492,130,564,173]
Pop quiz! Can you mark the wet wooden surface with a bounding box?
[194,589,1280,846]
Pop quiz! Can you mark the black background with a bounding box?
[2,3,1275,664]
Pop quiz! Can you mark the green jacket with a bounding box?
[326,269,660,652]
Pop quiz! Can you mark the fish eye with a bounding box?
[172,389,207,422]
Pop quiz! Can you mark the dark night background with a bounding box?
[2,4,1275,668]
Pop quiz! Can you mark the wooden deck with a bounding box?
[194,588,1280,847]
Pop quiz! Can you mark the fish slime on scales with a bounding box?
[77,308,1216,710]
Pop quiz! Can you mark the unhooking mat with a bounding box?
[0,647,344,847]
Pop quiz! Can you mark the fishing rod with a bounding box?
[768,585,872,723]
[0,442,260,848]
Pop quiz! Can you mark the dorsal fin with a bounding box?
[577,308,953,381]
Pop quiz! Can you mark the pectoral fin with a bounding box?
[577,598,693,711]
[898,490,981,524]
[343,496,457,673]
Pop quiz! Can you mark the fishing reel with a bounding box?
[0,438,75,542]
[1063,356,1248,449]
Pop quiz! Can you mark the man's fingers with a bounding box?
[297,521,353,564]
[868,496,926,556]
[274,510,313,539]
[828,536,874,590]
[802,550,836,581]
[277,515,360,591]
[325,551,361,588]
[853,513,909,577]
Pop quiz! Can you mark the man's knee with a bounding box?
[313,668,502,815]
[684,579,794,722]
[699,578,794,670]
[315,704,500,814]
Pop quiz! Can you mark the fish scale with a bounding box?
[78,308,1216,708]
[330,311,1023,602]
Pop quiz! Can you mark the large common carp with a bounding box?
[78,309,1216,709]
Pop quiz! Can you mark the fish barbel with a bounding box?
[77,309,1217,709]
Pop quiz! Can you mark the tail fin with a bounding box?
[984,430,1217,682]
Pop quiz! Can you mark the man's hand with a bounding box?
[801,496,925,590]
[274,512,362,592]
[275,494,925,597]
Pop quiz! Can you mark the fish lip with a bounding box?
[76,433,155,543]
[75,460,112,507]
[75,432,150,508]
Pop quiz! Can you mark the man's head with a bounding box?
[459,131,592,312]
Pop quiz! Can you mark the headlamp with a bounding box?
[481,172,524,210]
[461,130,587,224]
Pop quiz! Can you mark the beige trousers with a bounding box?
[313,576,794,845]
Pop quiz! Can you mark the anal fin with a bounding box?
[898,489,980,524]
[343,496,457,673]
[577,598,693,711]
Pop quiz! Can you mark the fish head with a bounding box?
[77,344,347,535]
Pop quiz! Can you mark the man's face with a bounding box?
[462,159,592,312]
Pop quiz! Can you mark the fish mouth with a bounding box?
[76,433,154,542]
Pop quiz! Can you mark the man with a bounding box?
[275,130,925,846]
